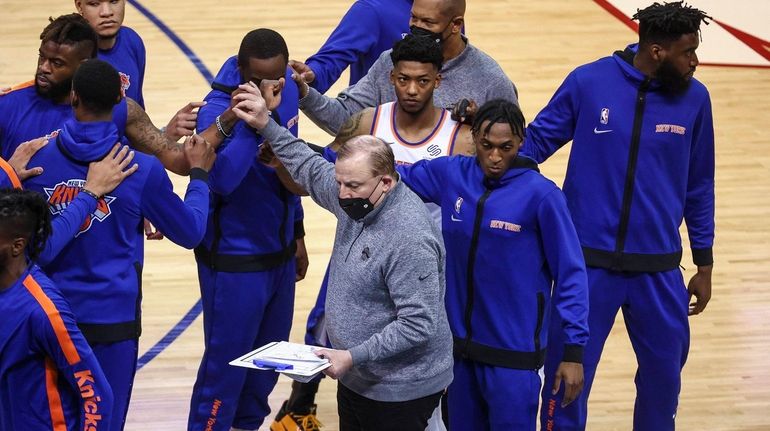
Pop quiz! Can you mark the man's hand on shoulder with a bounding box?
[8,137,48,180]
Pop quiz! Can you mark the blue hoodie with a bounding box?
[23,119,209,343]
[194,56,303,272]
[399,155,589,366]
[522,45,715,272]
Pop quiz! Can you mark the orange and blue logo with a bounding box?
[119,72,131,98]
[44,179,115,235]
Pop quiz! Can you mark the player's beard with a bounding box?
[35,76,73,102]
[656,59,692,96]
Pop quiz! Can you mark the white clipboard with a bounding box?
[229,341,331,383]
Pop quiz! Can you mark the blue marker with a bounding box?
[253,359,294,371]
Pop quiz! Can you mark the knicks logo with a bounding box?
[44,179,115,236]
[119,72,131,97]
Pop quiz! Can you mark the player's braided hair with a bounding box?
[391,34,444,71]
[471,99,525,141]
[0,189,51,261]
[39,13,98,58]
[633,2,712,46]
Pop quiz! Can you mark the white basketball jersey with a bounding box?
[371,102,462,225]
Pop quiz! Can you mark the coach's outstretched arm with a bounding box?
[231,85,341,215]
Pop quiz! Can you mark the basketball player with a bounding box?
[294,0,517,136]
[0,188,113,431]
[23,59,216,431]
[0,14,236,176]
[397,99,589,430]
[522,3,716,430]
[187,29,307,431]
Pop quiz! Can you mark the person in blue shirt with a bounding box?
[187,28,308,431]
[76,0,146,107]
[394,99,589,430]
[23,59,216,431]
[0,14,234,176]
[290,0,412,94]
[521,3,716,430]
[0,188,113,431]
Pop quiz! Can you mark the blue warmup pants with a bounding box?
[91,338,138,431]
[448,358,542,430]
[188,261,296,431]
[540,267,689,431]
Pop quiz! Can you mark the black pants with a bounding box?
[337,383,442,431]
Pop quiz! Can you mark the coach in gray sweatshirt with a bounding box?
[231,86,453,428]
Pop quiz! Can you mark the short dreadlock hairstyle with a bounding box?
[391,34,443,71]
[0,189,51,262]
[633,2,712,47]
[471,99,525,142]
[40,14,98,59]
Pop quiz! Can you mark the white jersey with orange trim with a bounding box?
[370,101,462,224]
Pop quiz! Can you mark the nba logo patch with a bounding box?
[454,197,463,214]
[600,108,610,125]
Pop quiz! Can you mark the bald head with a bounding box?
[413,0,465,19]
[337,135,396,177]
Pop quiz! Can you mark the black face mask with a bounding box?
[410,24,448,46]
[338,177,383,221]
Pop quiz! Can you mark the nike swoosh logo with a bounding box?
[593,127,613,134]
[419,273,432,281]
[451,215,462,222]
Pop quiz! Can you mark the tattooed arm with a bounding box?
[125,98,237,176]
[327,108,375,152]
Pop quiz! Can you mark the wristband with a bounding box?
[81,188,100,201]
[216,115,232,138]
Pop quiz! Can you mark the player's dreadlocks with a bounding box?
[633,2,712,46]
[39,13,98,58]
[471,99,525,142]
[0,189,51,262]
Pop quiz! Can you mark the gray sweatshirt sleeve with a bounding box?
[260,120,341,215]
[348,234,443,365]
[300,51,391,135]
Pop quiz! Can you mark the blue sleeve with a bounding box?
[38,193,97,266]
[133,31,146,109]
[34,289,113,429]
[140,161,209,249]
[305,1,381,94]
[396,157,449,204]
[522,72,580,163]
[684,93,715,265]
[199,100,261,196]
[538,188,589,362]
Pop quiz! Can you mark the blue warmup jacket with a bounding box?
[23,119,209,344]
[0,83,127,159]
[522,45,715,272]
[306,0,412,93]
[194,56,303,272]
[0,265,113,431]
[399,156,589,367]
[99,26,146,108]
